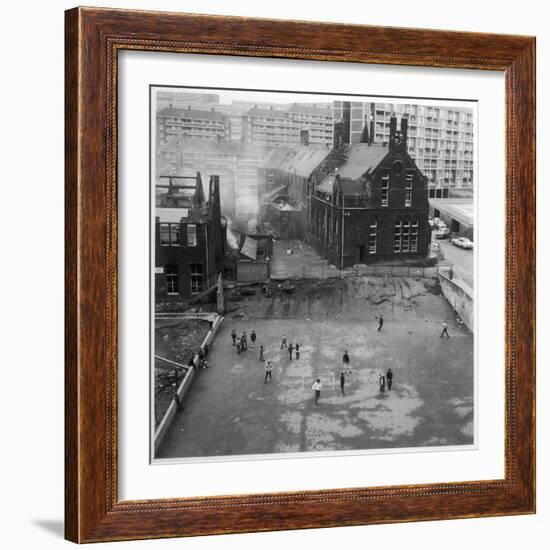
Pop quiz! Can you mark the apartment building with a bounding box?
[243,103,333,147]
[156,106,229,147]
[333,100,474,197]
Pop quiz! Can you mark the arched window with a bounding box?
[381,170,390,207]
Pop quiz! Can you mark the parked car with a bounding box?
[434,227,451,239]
[451,237,474,249]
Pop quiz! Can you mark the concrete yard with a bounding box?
[157,279,473,459]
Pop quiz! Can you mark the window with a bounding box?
[187,224,197,246]
[165,264,179,295]
[190,263,203,295]
[402,220,411,252]
[170,223,180,246]
[405,172,414,207]
[160,223,170,246]
[381,171,389,207]
[394,218,402,253]
[369,217,377,254]
[411,218,419,252]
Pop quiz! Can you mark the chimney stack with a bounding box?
[359,115,370,144]
[369,115,374,145]
[401,116,408,145]
[389,116,398,150]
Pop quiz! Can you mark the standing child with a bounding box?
[378,314,384,332]
[259,345,264,361]
[264,361,273,383]
[280,334,287,349]
[340,371,346,396]
[312,378,322,405]
[379,373,386,392]
[441,321,450,338]
[386,368,394,390]
[295,342,301,360]
[231,329,237,346]
[342,350,351,373]
[250,329,257,349]
[288,343,294,361]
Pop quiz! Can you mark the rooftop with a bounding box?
[336,143,388,179]
[245,107,289,119]
[287,103,333,117]
[316,174,366,196]
[157,107,225,121]
[263,145,332,177]
[429,198,474,227]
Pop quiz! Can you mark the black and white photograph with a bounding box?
[151,86,476,461]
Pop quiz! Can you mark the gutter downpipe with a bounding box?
[341,197,345,270]
[205,224,210,286]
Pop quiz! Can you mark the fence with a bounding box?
[278,263,440,280]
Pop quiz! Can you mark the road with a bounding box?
[439,240,474,289]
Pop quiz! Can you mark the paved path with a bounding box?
[270,239,340,279]
[157,317,473,459]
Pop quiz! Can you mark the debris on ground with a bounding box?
[154,318,210,427]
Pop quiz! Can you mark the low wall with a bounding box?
[153,314,224,454]
[438,270,474,331]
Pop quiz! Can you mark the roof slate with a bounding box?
[262,145,331,177]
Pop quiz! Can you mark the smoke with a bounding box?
[226,227,240,250]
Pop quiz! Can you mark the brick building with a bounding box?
[306,116,431,267]
[155,173,226,301]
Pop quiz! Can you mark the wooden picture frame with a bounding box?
[65,6,536,543]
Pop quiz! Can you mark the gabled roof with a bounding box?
[157,107,225,121]
[315,143,390,197]
[262,145,331,177]
[316,174,338,194]
[336,143,388,179]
